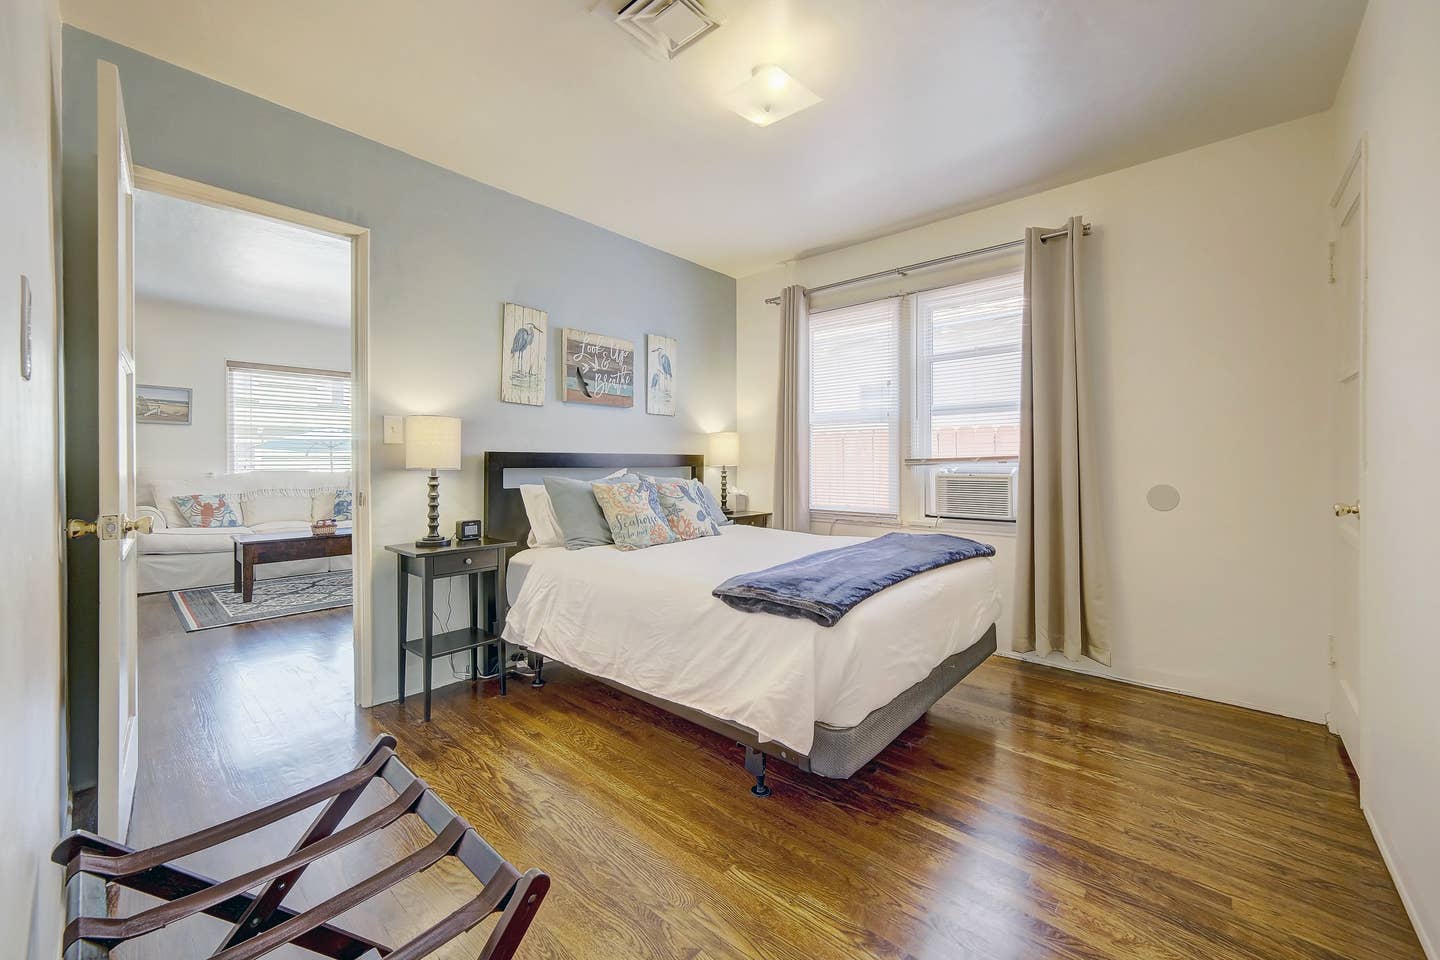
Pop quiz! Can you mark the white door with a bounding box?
[95,60,141,839]
[1328,152,1365,778]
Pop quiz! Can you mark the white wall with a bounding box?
[134,296,352,483]
[1331,1,1440,953]
[0,0,67,956]
[738,113,1336,722]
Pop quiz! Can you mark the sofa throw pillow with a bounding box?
[590,478,679,551]
[647,476,724,541]
[332,489,353,522]
[172,493,243,528]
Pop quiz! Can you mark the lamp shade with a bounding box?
[404,416,462,471]
[708,431,740,467]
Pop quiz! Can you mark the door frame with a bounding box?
[132,166,377,707]
[1327,137,1367,776]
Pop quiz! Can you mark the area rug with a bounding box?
[170,571,352,632]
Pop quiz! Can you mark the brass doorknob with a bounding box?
[1333,502,1360,517]
[67,514,153,539]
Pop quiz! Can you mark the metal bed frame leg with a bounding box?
[743,745,771,797]
[529,653,546,688]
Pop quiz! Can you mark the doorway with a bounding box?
[1328,142,1365,780]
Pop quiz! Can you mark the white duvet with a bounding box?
[502,525,1001,755]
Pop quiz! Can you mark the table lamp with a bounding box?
[708,431,740,514]
[405,415,462,547]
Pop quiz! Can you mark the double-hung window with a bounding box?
[805,264,1023,523]
[226,361,353,473]
[912,270,1024,463]
[807,298,901,520]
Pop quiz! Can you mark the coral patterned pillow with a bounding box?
[648,477,724,541]
[589,478,679,551]
[172,493,243,528]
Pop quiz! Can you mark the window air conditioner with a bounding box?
[926,462,1019,521]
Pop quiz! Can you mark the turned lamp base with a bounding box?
[415,468,452,548]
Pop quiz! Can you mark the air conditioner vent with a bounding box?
[926,463,1018,521]
[614,0,721,61]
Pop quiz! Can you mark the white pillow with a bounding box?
[520,484,565,548]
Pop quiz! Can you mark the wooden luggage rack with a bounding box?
[50,735,549,960]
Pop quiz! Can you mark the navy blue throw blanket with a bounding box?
[712,532,996,627]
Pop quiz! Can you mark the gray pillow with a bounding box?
[544,475,615,549]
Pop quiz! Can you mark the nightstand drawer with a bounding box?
[430,550,497,577]
[728,511,772,527]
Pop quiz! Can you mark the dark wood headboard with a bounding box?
[483,451,706,552]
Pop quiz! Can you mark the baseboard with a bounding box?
[996,649,1321,722]
[1364,805,1438,960]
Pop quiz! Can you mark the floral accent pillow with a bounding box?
[172,493,243,528]
[332,489,354,522]
[648,477,724,541]
[590,478,679,551]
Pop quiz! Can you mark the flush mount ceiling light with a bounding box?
[722,64,821,127]
[614,0,721,61]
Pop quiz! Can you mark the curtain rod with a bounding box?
[763,222,1091,305]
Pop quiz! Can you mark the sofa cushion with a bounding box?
[242,489,315,525]
[249,521,315,533]
[139,527,252,555]
[146,471,351,526]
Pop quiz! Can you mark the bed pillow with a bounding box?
[694,481,733,525]
[647,476,724,541]
[544,475,616,549]
[519,484,565,548]
[590,478,680,551]
[172,493,243,528]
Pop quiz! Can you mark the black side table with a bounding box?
[385,537,516,720]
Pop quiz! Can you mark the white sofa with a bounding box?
[137,471,353,594]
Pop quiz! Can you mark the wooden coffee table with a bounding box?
[232,526,352,602]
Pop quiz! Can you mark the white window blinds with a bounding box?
[227,362,353,473]
[808,298,900,517]
[914,270,1024,461]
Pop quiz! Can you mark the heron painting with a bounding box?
[646,334,677,416]
[500,303,547,406]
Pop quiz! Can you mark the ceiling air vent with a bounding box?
[615,0,721,61]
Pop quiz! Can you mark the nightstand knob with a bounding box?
[464,557,473,565]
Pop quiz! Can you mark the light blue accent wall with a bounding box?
[61,27,737,789]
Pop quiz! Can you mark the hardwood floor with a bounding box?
[129,593,1423,959]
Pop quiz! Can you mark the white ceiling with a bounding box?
[71,0,1365,278]
[134,189,352,327]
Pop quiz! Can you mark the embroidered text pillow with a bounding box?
[590,478,679,551]
[172,493,243,528]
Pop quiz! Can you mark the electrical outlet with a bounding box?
[383,416,404,444]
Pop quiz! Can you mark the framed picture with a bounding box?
[646,334,676,416]
[136,384,192,425]
[561,329,634,407]
[501,303,547,406]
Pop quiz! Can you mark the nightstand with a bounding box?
[726,510,773,528]
[386,536,516,720]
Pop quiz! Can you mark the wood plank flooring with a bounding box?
[127,594,1423,959]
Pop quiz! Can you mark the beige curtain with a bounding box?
[772,284,810,532]
[1013,216,1111,664]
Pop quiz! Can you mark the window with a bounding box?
[808,298,900,518]
[805,265,1023,522]
[227,361,352,473]
[913,270,1024,462]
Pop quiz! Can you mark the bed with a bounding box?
[484,451,1000,794]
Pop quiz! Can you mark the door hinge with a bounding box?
[1327,241,1336,284]
[357,491,366,508]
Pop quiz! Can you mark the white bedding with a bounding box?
[502,525,1001,755]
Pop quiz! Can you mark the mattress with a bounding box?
[502,525,1000,755]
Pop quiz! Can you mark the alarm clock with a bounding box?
[455,519,483,542]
